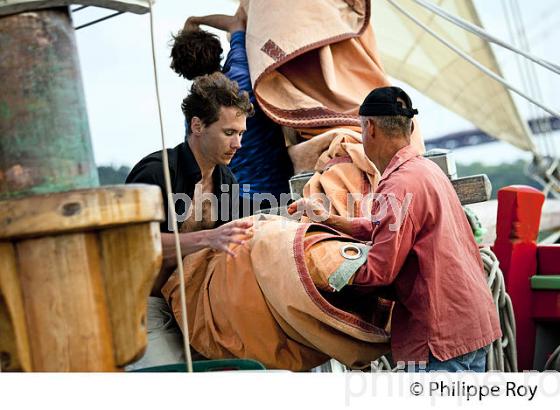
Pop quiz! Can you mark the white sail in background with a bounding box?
[371,0,536,152]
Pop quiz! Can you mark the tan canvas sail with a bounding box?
[371,0,535,152]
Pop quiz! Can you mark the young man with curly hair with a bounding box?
[125,73,255,369]
[169,7,294,204]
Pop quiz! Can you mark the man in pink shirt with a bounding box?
[289,86,502,371]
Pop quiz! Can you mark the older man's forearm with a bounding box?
[326,215,373,241]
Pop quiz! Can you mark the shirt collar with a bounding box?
[182,140,228,190]
[380,143,422,181]
[181,140,202,179]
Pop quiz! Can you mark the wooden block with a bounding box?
[16,233,116,371]
[0,185,163,371]
[99,222,162,367]
[0,0,149,17]
[0,242,32,371]
[451,174,492,205]
[290,172,491,205]
[465,199,560,245]
[0,184,164,240]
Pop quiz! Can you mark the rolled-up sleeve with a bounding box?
[353,197,416,288]
[223,31,252,93]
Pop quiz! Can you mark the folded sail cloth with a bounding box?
[162,214,391,371]
[302,128,379,220]
[244,0,424,151]
[245,0,389,128]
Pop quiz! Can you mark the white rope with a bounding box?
[413,0,560,76]
[502,0,545,157]
[480,247,518,372]
[384,0,560,128]
[507,0,556,159]
[544,344,560,371]
[510,0,558,159]
[148,0,193,373]
[526,156,560,199]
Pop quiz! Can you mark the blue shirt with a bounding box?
[222,31,293,201]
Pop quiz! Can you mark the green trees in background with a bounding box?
[97,166,131,185]
[97,159,541,199]
[456,160,540,198]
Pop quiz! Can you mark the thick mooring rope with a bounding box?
[480,247,518,371]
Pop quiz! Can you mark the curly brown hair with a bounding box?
[182,72,254,134]
[170,29,223,80]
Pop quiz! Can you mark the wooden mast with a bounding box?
[0,3,162,371]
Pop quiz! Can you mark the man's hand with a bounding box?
[288,197,359,237]
[183,16,200,31]
[287,198,331,223]
[202,219,253,256]
[234,5,247,28]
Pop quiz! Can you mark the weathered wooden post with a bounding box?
[0,2,162,371]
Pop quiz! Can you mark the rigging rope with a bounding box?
[385,0,559,136]
[413,0,560,76]
[147,0,193,373]
[402,0,560,196]
[510,0,557,159]
[75,11,124,31]
[502,0,545,157]
[505,0,560,196]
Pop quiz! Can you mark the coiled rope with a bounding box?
[480,247,518,371]
[544,345,560,371]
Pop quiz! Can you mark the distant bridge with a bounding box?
[425,116,560,151]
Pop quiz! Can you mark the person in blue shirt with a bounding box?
[170,9,294,207]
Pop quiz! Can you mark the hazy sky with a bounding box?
[72,0,560,167]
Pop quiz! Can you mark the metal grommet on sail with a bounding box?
[340,244,362,260]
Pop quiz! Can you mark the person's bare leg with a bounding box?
[288,133,333,174]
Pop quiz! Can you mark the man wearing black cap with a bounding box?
[289,86,501,372]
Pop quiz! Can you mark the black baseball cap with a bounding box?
[359,86,418,118]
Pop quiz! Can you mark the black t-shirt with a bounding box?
[126,142,251,233]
